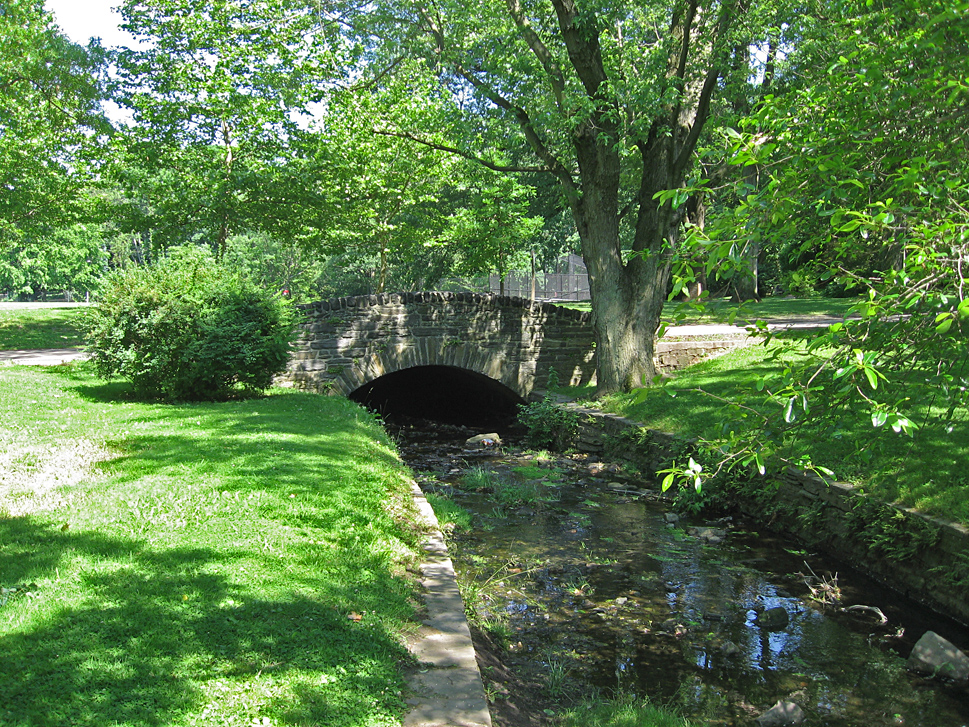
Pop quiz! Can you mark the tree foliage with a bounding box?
[660,0,969,491]
[730,0,969,289]
[108,0,348,255]
[0,0,108,244]
[0,223,108,299]
[310,88,460,293]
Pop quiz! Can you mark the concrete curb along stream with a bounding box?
[405,482,493,727]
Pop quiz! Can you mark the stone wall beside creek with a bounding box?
[570,404,969,626]
[655,330,752,371]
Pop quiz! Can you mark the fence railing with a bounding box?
[488,272,590,301]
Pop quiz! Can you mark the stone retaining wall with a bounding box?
[569,405,969,626]
[656,332,753,372]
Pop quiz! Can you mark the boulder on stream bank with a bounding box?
[755,700,805,726]
[465,433,502,448]
[908,631,969,684]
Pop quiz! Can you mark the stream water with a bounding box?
[391,418,969,726]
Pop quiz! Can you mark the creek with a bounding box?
[389,417,969,727]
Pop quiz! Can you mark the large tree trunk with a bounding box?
[586,257,669,391]
[569,145,675,392]
[732,240,761,301]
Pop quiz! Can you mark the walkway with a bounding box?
[0,348,89,365]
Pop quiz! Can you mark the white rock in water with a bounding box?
[465,433,502,448]
[755,701,805,726]
[908,630,969,684]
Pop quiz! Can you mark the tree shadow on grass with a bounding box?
[0,314,85,350]
[0,516,414,726]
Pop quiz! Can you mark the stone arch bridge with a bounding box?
[280,291,597,402]
[279,291,751,408]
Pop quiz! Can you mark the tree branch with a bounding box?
[505,0,566,109]
[671,1,739,176]
[373,129,549,174]
[673,66,721,175]
[549,0,607,98]
[454,66,579,200]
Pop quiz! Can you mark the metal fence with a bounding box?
[440,255,592,302]
[488,272,590,301]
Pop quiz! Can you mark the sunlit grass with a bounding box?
[0,363,424,727]
[590,336,969,525]
[560,696,694,727]
[0,305,87,349]
[425,493,472,534]
[664,295,860,325]
[461,465,501,490]
[554,295,860,324]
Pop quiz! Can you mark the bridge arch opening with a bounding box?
[348,365,525,428]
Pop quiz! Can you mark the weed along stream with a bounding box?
[389,418,969,727]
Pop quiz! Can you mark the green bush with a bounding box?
[85,247,296,400]
[517,397,580,451]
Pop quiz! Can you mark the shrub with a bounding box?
[517,397,580,451]
[85,247,296,400]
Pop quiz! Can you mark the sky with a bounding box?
[44,0,135,48]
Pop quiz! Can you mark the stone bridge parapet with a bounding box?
[280,292,598,398]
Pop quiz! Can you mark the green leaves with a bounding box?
[109,0,350,250]
[871,409,916,435]
[934,298,969,334]
[0,0,108,242]
[659,456,704,493]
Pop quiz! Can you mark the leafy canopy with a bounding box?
[0,0,108,244]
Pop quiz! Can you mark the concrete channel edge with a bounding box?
[404,481,493,727]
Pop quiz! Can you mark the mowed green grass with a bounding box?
[584,336,969,525]
[0,364,425,727]
[0,305,87,349]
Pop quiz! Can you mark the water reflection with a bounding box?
[394,423,969,726]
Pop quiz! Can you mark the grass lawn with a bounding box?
[667,295,860,324]
[581,336,969,526]
[0,304,88,349]
[0,363,425,727]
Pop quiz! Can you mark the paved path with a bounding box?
[664,316,845,338]
[0,348,89,365]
